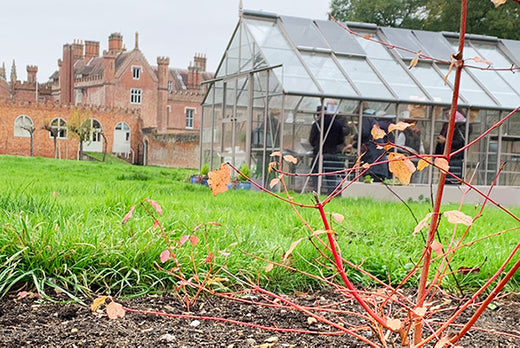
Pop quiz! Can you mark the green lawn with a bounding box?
[0,155,519,298]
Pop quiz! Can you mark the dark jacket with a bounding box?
[353,117,389,180]
[309,114,346,156]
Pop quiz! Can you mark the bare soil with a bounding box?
[1,290,519,347]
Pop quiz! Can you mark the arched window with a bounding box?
[82,118,103,152]
[50,117,68,139]
[113,121,131,155]
[14,115,33,137]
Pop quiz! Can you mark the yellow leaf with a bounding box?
[444,210,473,226]
[106,301,126,320]
[331,213,344,223]
[432,240,443,255]
[388,152,416,185]
[364,34,371,39]
[208,163,230,196]
[413,213,432,236]
[409,57,419,69]
[371,124,386,140]
[268,161,277,173]
[414,306,427,317]
[491,0,507,7]
[417,157,431,171]
[384,144,394,151]
[386,318,402,331]
[434,158,450,172]
[91,296,108,312]
[283,154,298,164]
[282,238,304,262]
[206,276,229,285]
[265,263,274,272]
[388,121,411,133]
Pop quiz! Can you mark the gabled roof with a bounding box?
[213,10,520,110]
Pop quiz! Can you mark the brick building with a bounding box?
[0,32,212,167]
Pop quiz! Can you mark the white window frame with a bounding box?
[50,117,68,139]
[132,65,142,80]
[130,88,142,104]
[168,80,173,92]
[14,115,33,137]
[185,107,195,129]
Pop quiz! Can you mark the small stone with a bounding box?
[246,338,256,346]
[70,328,78,334]
[189,319,201,327]
[159,333,176,343]
[265,336,279,343]
[227,344,235,348]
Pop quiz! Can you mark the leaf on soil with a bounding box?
[206,276,229,286]
[388,121,411,133]
[386,318,402,331]
[265,263,274,272]
[282,238,304,262]
[208,163,231,196]
[160,249,171,263]
[331,213,344,223]
[371,124,386,140]
[284,154,298,164]
[207,221,221,227]
[179,235,190,246]
[145,198,162,215]
[388,152,416,185]
[443,210,473,226]
[17,291,42,300]
[431,241,444,255]
[434,158,450,172]
[434,336,451,348]
[265,336,279,343]
[122,205,136,225]
[106,301,125,320]
[189,235,199,246]
[205,253,214,264]
[413,213,432,236]
[417,157,431,171]
[491,0,507,7]
[414,306,427,317]
[307,317,318,325]
[91,296,108,312]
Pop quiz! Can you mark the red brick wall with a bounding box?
[0,100,143,161]
[146,131,199,168]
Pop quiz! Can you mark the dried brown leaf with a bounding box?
[208,163,230,196]
[270,177,280,189]
[432,240,444,255]
[106,301,126,320]
[444,60,456,85]
[434,336,451,348]
[160,249,171,263]
[331,213,344,223]
[190,235,199,246]
[472,56,492,66]
[413,213,432,236]
[268,161,277,173]
[434,158,450,172]
[388,152,416,185]
[444,210,473,226]
[414,306,427,317]
[388,121,411,133]
[409,57,419,69]
[283,154,298,164]
[371,124,386,140]
[265,263,274,272]
[270,151,282,158]
[91,296,108,312]
[386,318,402,331]
[282,238,304,262]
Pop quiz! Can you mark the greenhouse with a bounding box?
[200,9,520,194]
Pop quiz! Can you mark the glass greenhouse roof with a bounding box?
[212,9,520,110]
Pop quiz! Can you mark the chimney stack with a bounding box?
[72,39,84,61]
[108,33,123,52]
[60,44,74,104]
[193,53,207,72]
[84,40,100,62]
[26,65,38,83]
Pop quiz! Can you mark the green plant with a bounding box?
[238,163,250,182]
[200,163,210,177]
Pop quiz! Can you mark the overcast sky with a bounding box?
[0,0,331,82]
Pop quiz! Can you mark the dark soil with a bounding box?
[1,290,519,347]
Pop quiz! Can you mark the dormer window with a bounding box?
[132,66,141,80]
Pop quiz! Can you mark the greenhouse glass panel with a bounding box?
[336,56,393,99]
[380,27,422,59]
[354,31,428,101]
[412,30,455,60]
[300,52,357,96]
[501,39,520,62]
[438,65,496,107]
[226,27,241,75]
[456,44,519,108]
[408,62,461,104]
[240,24,256,72]
[280,16,329,50]
[314,20,366,56]
[471,42,520,97]
[245,18,290,48]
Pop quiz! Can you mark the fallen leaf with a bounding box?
[282,238,304,262]
[106,301,125,320]
[190,235,199,246]
[388,121,411,133]
[434,336,451,348]
[17,291,42,300]
[52,191,59,198]
[207,222,221,226]
[491,0,507,7]
[208,163,230,196]
[444,210,473,226]
[145,198,162,215]
[294,291,308,296]
[413,213,433,236]
[307,317,318,325]
[331,213,344,223]
[386,318,402,331]
[417,157,431,171]
[434,158,450,172]
[205,253,214,263]
[265,336,279,343]
[122,205,136,225]
[283,154,298,164]
[265,263,274,272]
[206,276,229,285]
[432,241,444,255]
[179,235,190,246]
[160,249,171,263]
[388,152,416,185]
[91,296,108,312]
[371,124,386,140]
[414,306,427,317]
